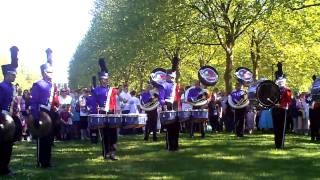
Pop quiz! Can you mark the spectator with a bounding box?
[58,88,73,109]
[128,90,141,114]
[60,104,73,140]
[246,107,256,134]
[208,91,222,133]
[79,88,90,140]
[120,84,131,114]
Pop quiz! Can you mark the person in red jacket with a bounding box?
[272,62,292,149]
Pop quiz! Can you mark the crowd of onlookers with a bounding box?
[11,82,314,143]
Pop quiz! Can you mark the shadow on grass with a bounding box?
[8,133,320,179]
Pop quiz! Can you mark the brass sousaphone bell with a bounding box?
[228,67,253,109]
[140,68,167,111]
[189,65,219,107]
[26,111,52,138]
[0,113,16,143]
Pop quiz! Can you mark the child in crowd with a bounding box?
[60,104,73,140]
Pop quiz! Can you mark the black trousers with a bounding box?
[0,141,13,175]
[234,108,246,137]
[310,108,320,141]
[102,127,117,157]
[37,134,54,167]
[165,120,180,151]
[164,102,179,151]
[209,115,221,132]
[189,121,205,138]
[271,107,287,149]
[36,110,55,167]
[144,108,158,140]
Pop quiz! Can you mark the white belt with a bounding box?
[1,110,10,115]
[40,104,51,111]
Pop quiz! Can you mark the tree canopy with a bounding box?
[69,0,320,93]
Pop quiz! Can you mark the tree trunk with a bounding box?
[224,46,233,93]
[250,33,261,81]
[254,40,260,80]
[250,34,257,80]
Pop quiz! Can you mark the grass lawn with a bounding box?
[5,132,320,180]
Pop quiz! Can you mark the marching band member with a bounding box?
[0,46,19,176]
[186,80,208,138]
[157,56,180,151]
[30,48,55,168]
[141,82,159,141]
[87,76,98,143]
[271,62,292,149]
[309,75,320,142]
[91,58,118,160]
[228,67,252,138]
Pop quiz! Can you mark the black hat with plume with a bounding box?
[1,46,19,76]
[98,58,108,79]
[167,56,179,78]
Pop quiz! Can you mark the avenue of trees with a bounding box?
[69,0,320,93]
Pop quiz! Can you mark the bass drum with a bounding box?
[27,111,52,138]
[256,80,280,109]
[0,113,16,143]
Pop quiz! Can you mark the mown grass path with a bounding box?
[5,132,320,179]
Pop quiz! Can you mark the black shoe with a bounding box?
[109,155,118,161]
[153,137,158,141]
[144,137,148,141]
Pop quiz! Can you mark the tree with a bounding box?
[189,0,275,92]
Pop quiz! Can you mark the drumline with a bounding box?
[87,110,208,129]
[159,110,209,125]
[88,113,147,129]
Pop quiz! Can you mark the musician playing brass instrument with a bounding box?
[141,82,159,141]
[186,80,209,139]
[228,67,252,138]
[0,46,19,176]
[30,48,55,168]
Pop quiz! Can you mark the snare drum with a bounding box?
[177,110,191,122]
[106,114,123,128]
[88,114,107,129]
[159,111,177,125]
[190,110,208,123]
[122,114,147,129]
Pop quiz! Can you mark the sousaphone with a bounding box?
[27,111,52,138]
[189,65,219,107]
[228,67,253,109]
[150,68,167,87]
[0,112,16,143]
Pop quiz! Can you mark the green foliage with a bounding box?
[0,56,40,90]
[10,133,320,179]
[69,0,320,93]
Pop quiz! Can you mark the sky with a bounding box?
[0,0,94,83]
